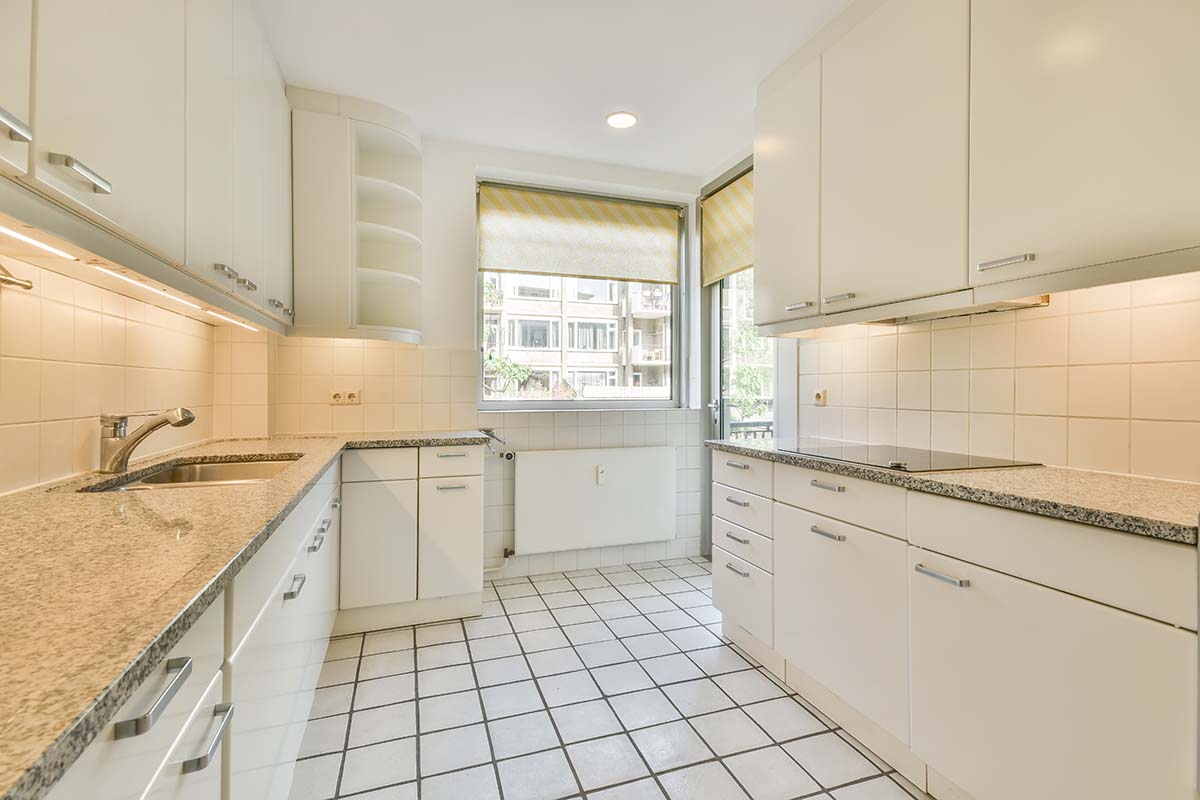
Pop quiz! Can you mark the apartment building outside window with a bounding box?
[477,181,684,407]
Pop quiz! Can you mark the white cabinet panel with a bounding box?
[711,546,772,646]
[711,516,772,573]
[184,0,235,289]
[711,483,773,538]
[711,451,772,499]
[909,548,1198,800]
[33,0,186,263]
[342,448,418,483]
[0,0,33,177]
[773,463,906,538]
[340,479,417,608]
[142,672,225,800]
[969,0,1200,285]
[418,476,483,599]
[774,503,909,744]
[419,445,484,478]
[754,55,821,325]
[820,0,968,312]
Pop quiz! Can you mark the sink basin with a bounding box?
[86,457,300,491]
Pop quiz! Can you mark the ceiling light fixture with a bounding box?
[206,309,259,333]
[0,224,78,260]
[606,111,638,129]
[93,265,202,309]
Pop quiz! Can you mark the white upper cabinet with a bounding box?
[32,0,187,264]
[185,0,235,289]
[753,56,821,326]
[969,0,1200,285]
[0,0,32,178]
[819,0,969,313]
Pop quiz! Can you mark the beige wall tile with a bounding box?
[842,338,868,373]
[930,370,969,412]
[1069,309,1130,364]
[970,324,1015,369]
[1014,367,1068,417]
[1067,418,1129,473]
[969,369,1014,414]
[842,372,867,408]
[819,340,843,373]
[868,335,897,372]
[931,328,970,370]
[896,410,931,449]
[1130,272,1200,307]
[969,413,1014,459]
[931,411,969,453]
[896,371,931,410]
[1014,316,1067,367]
[867,372,896,409]
[1130,421,1200,482]
[0,424,40,493]
[1131,363,1200,421]
[1014,415,1067,466]
[897,332,931,371]
[799,341,819,375]
[842,407,868,442]
[1068,365,1130,419]
[867,409,896,444]
[1132,302,1200,363]
[1069,283,1130,314]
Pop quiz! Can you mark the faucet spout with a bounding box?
[99,408,196,474]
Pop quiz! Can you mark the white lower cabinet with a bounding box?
[418,476,483,599]
[712,546,773,646]
[340,478,418,608]
[142,672,226,800]
[909,547,1198,800]
[774,503,909,744]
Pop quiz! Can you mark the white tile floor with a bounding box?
[294,557,930,800]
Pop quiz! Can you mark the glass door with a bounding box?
[718,269,775,440]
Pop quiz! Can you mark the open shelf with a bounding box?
[358,267,422,287]
[355,174,422,207]
[356,220,422,247]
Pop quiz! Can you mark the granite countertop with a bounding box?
[0,431,488,800]
[707,438,1200,545]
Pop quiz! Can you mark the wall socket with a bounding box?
[813,388,828,406]
[331,389,361,405]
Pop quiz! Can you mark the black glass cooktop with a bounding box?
[774,438,1039,473]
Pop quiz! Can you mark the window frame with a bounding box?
[566,318,619,353]
[506,315,562,351]
[476,181,687,411]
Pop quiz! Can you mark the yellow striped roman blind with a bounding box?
[478,182,681,285]
[700,170,753,286]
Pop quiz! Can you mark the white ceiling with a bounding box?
[253,0,849,178]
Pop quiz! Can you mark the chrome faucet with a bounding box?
[99,408,196,473]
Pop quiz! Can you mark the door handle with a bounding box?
[113,657,193,739]
[823,292,855,304]
[236,277,258,292]
[436,452,468,458]
[284,573,307,600]
[724,531,750,545]
[809,479,846,493]
[180,703,235,774]
[213,263,239,280]
[436,484,469,491]
[725,460,750,470]
[0,104,32,143]
[977,253,1035,272]
[724,563,749,578]
[48,153,112,194]
[810,525,846,542]
[308,534,325,553]
[784,301,813,312]
[725,496,750,508]
[914,563,970,588]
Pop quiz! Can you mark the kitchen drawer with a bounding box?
[419,444,484,478]
[712,546,773,646]
[231,474,338,651]
[712,483,773,538]
[46,595,224,800]
[342,447,418,482]
[908,492,1198,630]
[774,463,906,538]
[141,672,225,800]
[711,451,772,498]
[712,516,773,573]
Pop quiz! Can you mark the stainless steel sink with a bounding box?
[87,457,300,491]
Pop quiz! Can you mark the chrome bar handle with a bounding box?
[784,301,813,312]
[724,563,750,578]
[809,479,846,493]
[0,264,34,291]
[977,253,1035,272]
[437,484,469,491]
[331,497,341,509]
[725,496,750,508]
[283,573,307,600]
[724,532,750,545]
[810,525,846,542]
[48,153,112,194]
[823,292,856,304]
[113,657,193,739]
[180,703,234,774]
[914,563,970,588]
[212,263,239,279]
[0,104,32,142]
[724,460,750,470]
[235,277,258,291]
[436,452,468,458]
[308,534,325,553]
[318,519,332,534]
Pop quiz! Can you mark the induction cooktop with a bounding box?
[773,437,1039,473]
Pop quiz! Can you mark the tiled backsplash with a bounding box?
[0,257,214,493]
[475,409,708,577]
[795,272,1200,482]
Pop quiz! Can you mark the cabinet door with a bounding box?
[142,673,224,800]
[341,479,417,608]
[774,503,909,744]
[33,0,186,264]
[753,56,820,326]
[265,83,293,320]
[231,0,271,308]
[711,546,772,646]
[969,0,1200,285]
[418,476,483,599]
[910,548,1198,800]
[0,0,32,177]
[184,0,235,288]
[820,0,968,312]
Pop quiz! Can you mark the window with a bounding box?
[478,182,683,406]
[568,320,617,351]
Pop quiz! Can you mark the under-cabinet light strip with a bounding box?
[92,265,202,309]
[205,309,258,332]
[0,224,78,260]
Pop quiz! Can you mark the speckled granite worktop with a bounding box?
[0,431,487,800]
[708,438,1200,545]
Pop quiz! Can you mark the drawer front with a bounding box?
[908,492,1198,630]
[46,596,224,800]
[712,546,773,646]
[231,476,338,650]
[418,476,484,599]
[712,516,773,573]
[342,447,418,482]
[711,451,772,497]
[142,672,225,800]
[419,444,484,478]
[774,463,906,538]
[712,483,773,537]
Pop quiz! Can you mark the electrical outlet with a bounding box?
[330,389,362,405]
[814,388,828,406]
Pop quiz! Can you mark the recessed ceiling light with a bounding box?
[93,265,202,309]
[0,224,78,260]
[606,111,638,129]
